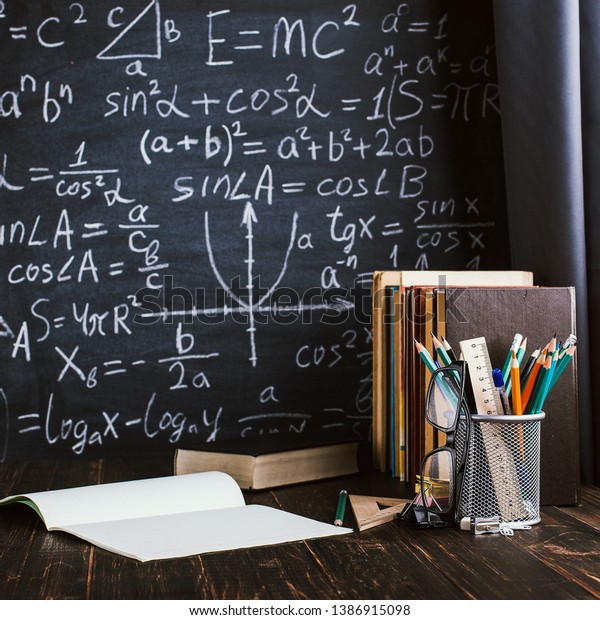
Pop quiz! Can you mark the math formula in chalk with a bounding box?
[0,0,508,459]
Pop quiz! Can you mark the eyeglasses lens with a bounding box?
[428,372,460,430]
[421,449,454,513]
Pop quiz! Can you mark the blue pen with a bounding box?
[492,368,511,415]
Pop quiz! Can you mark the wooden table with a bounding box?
[0,454,598,600]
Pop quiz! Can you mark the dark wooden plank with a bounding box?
[521,505,600,599]
[304,527,465,599]
[273,474,593,599]
[272,475,464,599]
[2,458,599,600]
[89,552,213,600]
[200,543,342,600]
[554,485,600,532]
[393,520,592,600]
[0,459,101,600]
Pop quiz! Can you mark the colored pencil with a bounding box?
[560,333,577,352]
[529,354,553,414]
[414,339,437,374]
[502,333,523,386]
[431,333,452,367]
[440,335,457,361]
[507,337,527,397]
[548,344,575,392]
[520,344,540,384]
[521,349,546,412]
[536,348,559,412]
[510,350,522,415]
[516,337,528,365]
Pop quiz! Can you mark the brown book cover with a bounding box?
[433,288,447,450]
[371,271,400,471]
[407,286,436,485]
[444,287,580,506]
[391,287,405,479]
[407,287,420,484]
[422,288,436,457]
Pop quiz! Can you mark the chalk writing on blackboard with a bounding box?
[0,0,508,459]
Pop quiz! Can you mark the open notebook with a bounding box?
[0,471,351,562]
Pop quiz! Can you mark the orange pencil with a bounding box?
[511,350,525,460]
[510,350,522,415]
[521,347,546,410]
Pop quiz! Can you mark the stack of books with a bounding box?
[371,270,580,506]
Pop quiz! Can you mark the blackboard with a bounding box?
[0,0,509,460]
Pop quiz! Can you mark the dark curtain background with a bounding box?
[493,0,598,484]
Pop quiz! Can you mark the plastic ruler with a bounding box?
[458,336,502,416]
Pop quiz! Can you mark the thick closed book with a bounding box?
[174,435,360,490]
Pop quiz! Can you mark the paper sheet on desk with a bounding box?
[0,471,352,562]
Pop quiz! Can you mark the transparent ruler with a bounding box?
[458,336,502,416]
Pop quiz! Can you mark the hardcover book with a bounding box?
[443,286,579,505]
[174,434,359,490]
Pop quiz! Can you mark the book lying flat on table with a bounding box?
[174,434,360,490]
[0,472,352,562]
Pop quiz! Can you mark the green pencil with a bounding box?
[431,333,452,367]
[547,344,575,392]
[536,349,560,412]
[414,339,437,374]
[530,355,553,414]
[502,333,523,386]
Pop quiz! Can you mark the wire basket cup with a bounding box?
[459,412,545,528]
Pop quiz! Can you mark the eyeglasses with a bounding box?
[402,361,471,527]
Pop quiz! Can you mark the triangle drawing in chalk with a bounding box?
[348,494,408,531]
[0,315,15,339]
[97,0,162,60]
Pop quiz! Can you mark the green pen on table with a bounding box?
[334,490,348,526]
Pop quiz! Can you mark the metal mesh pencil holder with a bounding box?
[459,413,545,528]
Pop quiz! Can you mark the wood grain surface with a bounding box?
[0,455,597,600]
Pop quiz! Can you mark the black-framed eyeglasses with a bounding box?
[402,361,472,527]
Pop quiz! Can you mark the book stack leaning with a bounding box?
[371,270,580,506]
